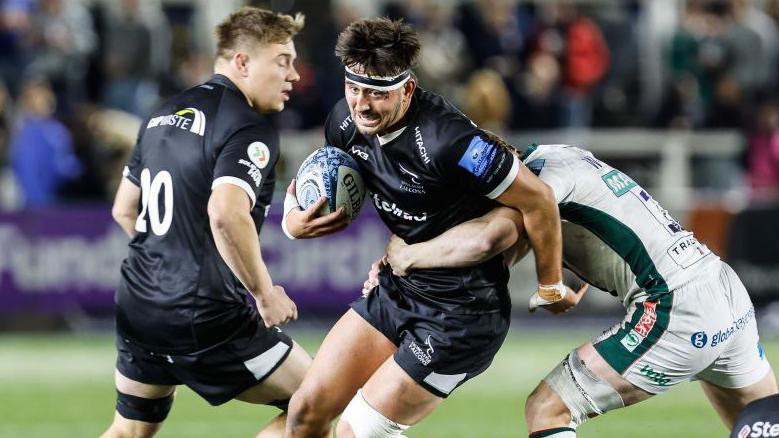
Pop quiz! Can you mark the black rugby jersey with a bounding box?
[117,74,279,353]
[325,88,520,312]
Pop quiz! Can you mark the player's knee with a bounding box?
[286,387,333,435]
[525,382,570,426]
[339,389,409,438]
[115,390,174,425]
[540,351,624,429]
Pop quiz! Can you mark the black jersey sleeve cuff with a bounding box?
[485,154,519,199]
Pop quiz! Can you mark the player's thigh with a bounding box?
[701,367,778,429]
[235,340,312,404]
[115,369,176,399]
[360,356,444,425]
[293,309,397,415]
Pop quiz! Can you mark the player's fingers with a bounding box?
[309,209,349,228]
[302,196,328,219]
[577,283,590,295]
[291,303,298,321]
[286,178,296,194]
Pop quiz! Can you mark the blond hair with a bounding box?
[215,7,304,59]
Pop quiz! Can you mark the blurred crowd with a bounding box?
[0,0,778,209]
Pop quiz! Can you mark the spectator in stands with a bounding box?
[746,101,779,201]
[25,0,96,116]
[102,0,158,117]
[526,2,610,128]
[0,0,34,94]
[463,68,512,132]
[8,78,81,207]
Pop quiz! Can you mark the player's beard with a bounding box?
[374,98,405,136]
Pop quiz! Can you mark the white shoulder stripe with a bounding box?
[212,176,257,209]
[486,154,519,199]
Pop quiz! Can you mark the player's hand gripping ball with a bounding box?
[295,146,366,219]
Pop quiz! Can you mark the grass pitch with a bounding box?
[0,328,775,437]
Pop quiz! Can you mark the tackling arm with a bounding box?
[386,207,526,276]
[496,164,563,286]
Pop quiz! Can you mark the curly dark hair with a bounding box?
[335,17,420,77]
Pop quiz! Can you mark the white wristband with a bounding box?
[281,190,300,240]
[528,281,567,311]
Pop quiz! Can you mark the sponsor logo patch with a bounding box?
[239,159,262,187]
[350,146,369,160]
[458,136,497,178]
[601,169,636,197]
[711,307,755,347]
[398,163,425,194]
[247,142,270,169]
[690,331,708,348]
[371,193,426,222]
[147,107,206,136]
[745,422,779,437]
[414,126,431,164]
[619,301,658,352]
[408,335,434,366]
[639,363,670,387]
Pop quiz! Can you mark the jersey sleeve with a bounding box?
[438,128,519,199]
[324,99,355,150]
[212,125,279,209]
[121,123,146,186]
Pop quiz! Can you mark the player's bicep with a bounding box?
[495,163,555,211]
[112,177,141,225]
[208,183,253,219]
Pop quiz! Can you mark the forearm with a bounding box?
[210,213,273,300]
[114,214,137,238]
[496,165,563,285]
[521,198,563,284]
[399,217,517,271]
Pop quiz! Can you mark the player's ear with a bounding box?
[233,52,250,77]
[402,78,416,100]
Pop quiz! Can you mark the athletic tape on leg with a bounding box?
[340,389,410,438]
[544,350,624,428]
[116,390,174,424]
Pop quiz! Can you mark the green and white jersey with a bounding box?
[522,144,720,307]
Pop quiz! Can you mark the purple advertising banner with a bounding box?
[0,203,389,316]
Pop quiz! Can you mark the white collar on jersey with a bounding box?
[377,126,407,145]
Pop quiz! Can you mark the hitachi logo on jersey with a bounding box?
[147,107,206,136]
[414,126,430,164]
[339,115,353,132]
[371,193,427,221]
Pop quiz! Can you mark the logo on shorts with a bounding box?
[690,331,708,348]
[759,342,765,360]
[620,301,658,352]
[408,335,434,366]
[639,363,670,387]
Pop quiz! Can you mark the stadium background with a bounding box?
[1,0,778,436]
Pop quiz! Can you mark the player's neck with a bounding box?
[213,63,254,108]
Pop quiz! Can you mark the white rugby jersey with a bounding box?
[521,144,720,306]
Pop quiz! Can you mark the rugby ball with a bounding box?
[295,146,366,219]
